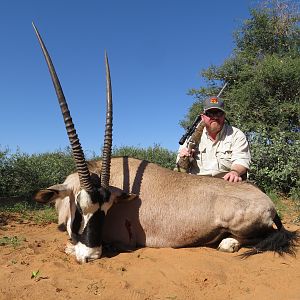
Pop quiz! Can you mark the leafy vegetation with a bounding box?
[0,200,57,225]
[31,270,40,280]
[0,236,25,248]
[185,0,300,198]
[0,145,176,200]
[0,147,75,199]
[112,144,177,170]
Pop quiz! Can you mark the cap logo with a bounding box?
[210,97,218,104]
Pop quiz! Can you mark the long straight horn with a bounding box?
[32,23,93,193]
[101,52,113,189]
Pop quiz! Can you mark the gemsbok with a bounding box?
[32,24,299,263]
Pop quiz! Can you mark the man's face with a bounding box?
[201,109,225,134]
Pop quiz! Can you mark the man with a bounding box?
[176,96,250,182]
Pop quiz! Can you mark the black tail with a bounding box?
[240,213,300,258]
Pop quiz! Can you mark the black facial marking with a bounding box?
[78,209,106,248]
[71,204,83,243]
[90,187,111,204]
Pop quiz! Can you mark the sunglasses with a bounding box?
[204,110,225,118]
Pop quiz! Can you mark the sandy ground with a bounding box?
[0,215,299,300]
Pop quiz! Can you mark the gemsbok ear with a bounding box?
[109,187,138,204]
[114,193,138,203]
[34,189,58,203]
[33,184,70,203]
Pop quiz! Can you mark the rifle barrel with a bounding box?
[217,82,228,97]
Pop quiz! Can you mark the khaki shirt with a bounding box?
[177,124,251,177]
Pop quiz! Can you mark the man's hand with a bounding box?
[223,170,242,182]
[223,164,247,183]
[179,147,195,157]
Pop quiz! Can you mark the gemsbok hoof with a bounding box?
[218,238,240,253]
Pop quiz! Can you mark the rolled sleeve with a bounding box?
[231,130,251,169]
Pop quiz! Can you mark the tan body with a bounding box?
[44,156,276,250]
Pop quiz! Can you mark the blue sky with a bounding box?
[0,0,254,156]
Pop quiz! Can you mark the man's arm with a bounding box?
[223,164,248,182]
[223,128,250,182]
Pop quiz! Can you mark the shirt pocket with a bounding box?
[216,142,232,170]
[196,144,206,161]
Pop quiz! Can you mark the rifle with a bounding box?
[175,117,204,172]
[178,115,201,145]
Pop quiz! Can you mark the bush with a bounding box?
[112,144,177,170]
[2,143,298,202]
[248,131,300,199]
[0,145,177,199]
[0,148,76,198]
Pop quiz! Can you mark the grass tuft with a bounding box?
[0,200,57,225]
[0,236,25,248]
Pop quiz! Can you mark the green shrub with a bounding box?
[112,144,177,170]
[248,131,300,199]
[1,143,298,203]
[0,145,177,199]
[0,148,76,198]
